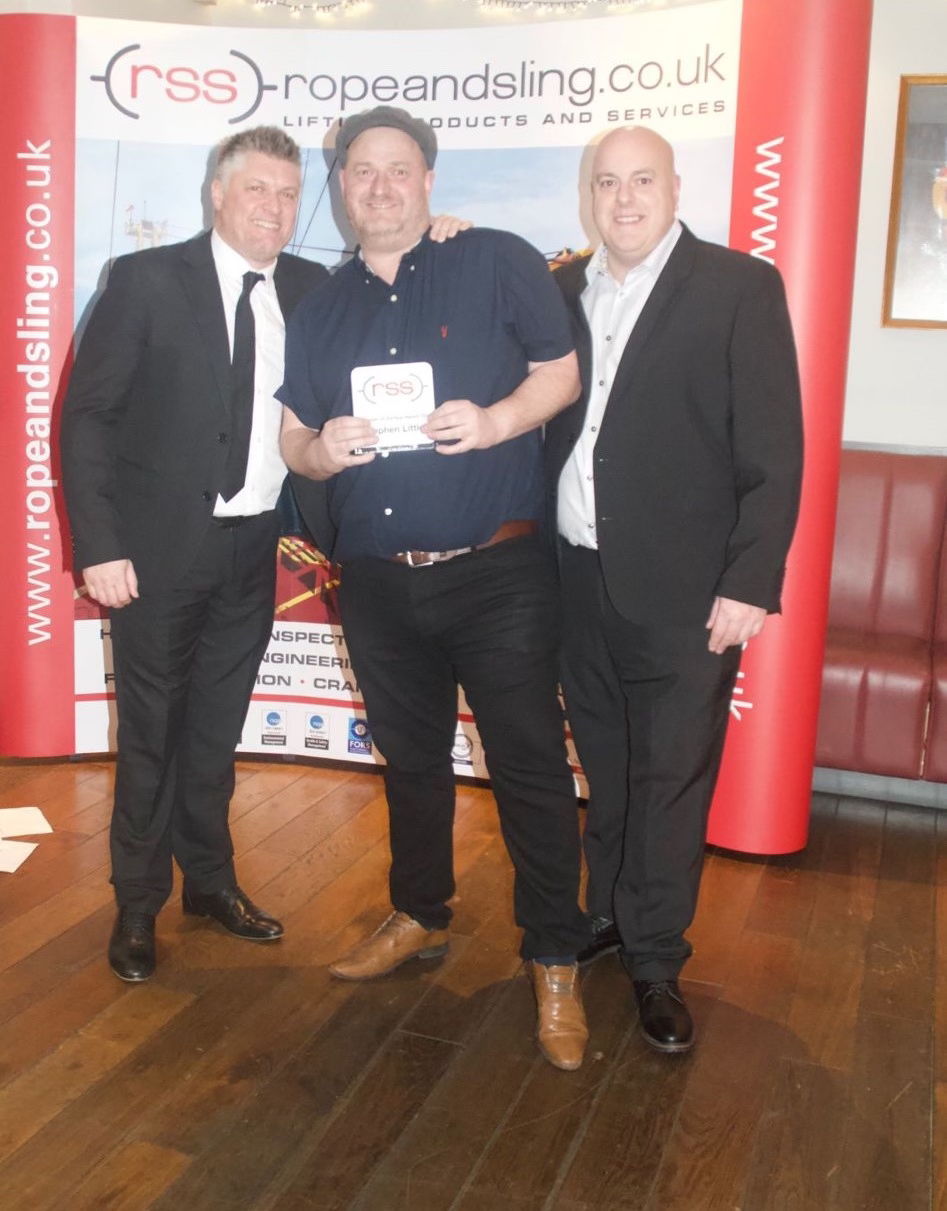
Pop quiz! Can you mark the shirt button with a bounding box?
[409,264,416,272]
[598,380,605,387]
[605,334,612,341]
[590,426,597,433]
[389,347,398,355]
[390,294,398,302]
[384,507,392,516]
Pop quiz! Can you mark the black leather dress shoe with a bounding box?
[108,908,156,982]
[633,979,694,1053]
[182,886,283,941]
[577,918,622,967]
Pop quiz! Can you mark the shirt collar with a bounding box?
[591,218,682,287]
[355,229,430,283]
[211,229,277,284]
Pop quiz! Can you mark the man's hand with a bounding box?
[705,595,767,654]
[422,351,579,457]
[309,416,379,476]
[281,407,377,480]
[429,215,473,242]
[422,399,503,454]
[83,559,139,609]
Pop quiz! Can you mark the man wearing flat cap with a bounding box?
[279,105,591,1071]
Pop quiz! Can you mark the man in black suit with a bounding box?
[546,126,803,1052]
[61,127,329,981]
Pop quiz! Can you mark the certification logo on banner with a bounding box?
[305,711,330,751]
[451,728,474,766]
[261,708,288,747]
[347,717,373,757]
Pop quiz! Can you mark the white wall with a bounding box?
[2,0,943,449]
[844,0,947,450]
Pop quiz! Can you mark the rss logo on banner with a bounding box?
[89,43,274,124]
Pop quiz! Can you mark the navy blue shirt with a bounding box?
[279,228,574,561]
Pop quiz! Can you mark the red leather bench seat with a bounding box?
[926,529,947,782]
[815,449,947,780]
[818,631,932,779]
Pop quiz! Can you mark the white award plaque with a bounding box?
[350,360,436,453]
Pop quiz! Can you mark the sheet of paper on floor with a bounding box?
[0,839,39,873]
[0,806,53,873]
[0,806,52,837]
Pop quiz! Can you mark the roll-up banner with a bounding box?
[0,16,76,757]
[0,1,871,853]
[709,0,872,852]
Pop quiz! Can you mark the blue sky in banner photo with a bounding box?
[71,135,733,331]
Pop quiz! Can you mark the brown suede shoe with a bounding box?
[529,961,588,1071]
[328,911,449,981]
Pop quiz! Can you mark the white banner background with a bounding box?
[70,4,742,775]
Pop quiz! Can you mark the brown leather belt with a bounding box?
[389,519,538,568]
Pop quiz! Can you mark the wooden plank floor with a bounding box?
[0,757,942,1210]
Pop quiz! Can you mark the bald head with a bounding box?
[592,126,676,177]
[590,126,680,279]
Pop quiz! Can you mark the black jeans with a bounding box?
[559,541,741,982]
[338,536,588,960]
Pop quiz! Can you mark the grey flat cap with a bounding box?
[337,106,437,169]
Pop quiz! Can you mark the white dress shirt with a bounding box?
[557,220,682,549]
[211,231,287,517]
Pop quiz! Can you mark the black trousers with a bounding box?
[559,542,741,982]
[338,536,589,960]
[109,511,278,914]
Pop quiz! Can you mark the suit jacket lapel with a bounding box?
[178,232,232,419]
[606,225,698,406]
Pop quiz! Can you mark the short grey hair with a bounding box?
[214,127,301,184]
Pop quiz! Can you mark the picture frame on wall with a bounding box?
[883,74,947,328]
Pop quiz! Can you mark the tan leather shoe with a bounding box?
[530,961,588,1071]
[328,911,449,980]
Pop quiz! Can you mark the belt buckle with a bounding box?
[404,550,435,568]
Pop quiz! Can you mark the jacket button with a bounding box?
[201,490,212,502]
[217,432,228,443]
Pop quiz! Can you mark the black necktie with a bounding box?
[222,270,264,502]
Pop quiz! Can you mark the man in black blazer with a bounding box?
[61,127,329,981]
[546,126,803,1052]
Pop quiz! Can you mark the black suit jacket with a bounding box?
[545,225,803,626]
[61,232,328,591]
